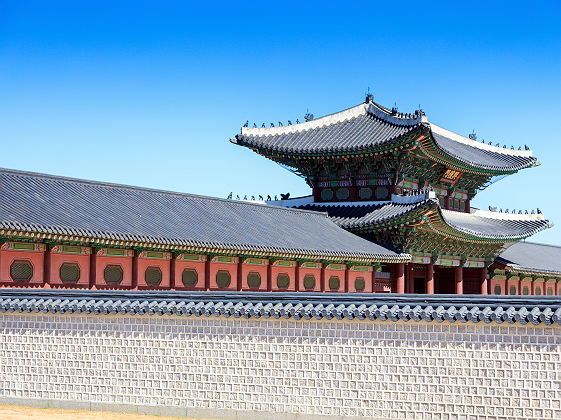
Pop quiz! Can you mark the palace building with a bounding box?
[0,94,558,295]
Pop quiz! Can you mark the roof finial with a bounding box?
[468,130,477,140]
[304,108,314,122]
[365,87,373,103]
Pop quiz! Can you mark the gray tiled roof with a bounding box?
[233,101,537,172]
[0,168,406,261]
[293,199,550,240]
[498,242,561,275]
[442,210,551,240]
[296,200,433,229]
[1,289,560,325]
[235,112,417,154]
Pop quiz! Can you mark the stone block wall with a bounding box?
[1,312,560,419]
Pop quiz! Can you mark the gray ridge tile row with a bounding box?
[2,290,560,326]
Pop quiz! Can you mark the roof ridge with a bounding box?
[0,167,331,218]
[238,103,368,137]
[429,123,534,158]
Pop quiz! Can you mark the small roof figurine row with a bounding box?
[488,206,541,214]
[470,132,529,150]
[226,192,291,201]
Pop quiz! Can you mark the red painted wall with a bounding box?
[93,248,134,289]
[0,242,45,287]
[135,251,171,289]
[240,258,269,291]
[298,263,322,292]
[48,245,91,288]
[490,277,506,295]
[347,266,374,293]
[173,254,207,290]
[270,261,297,292]
[507,277,520,295]
[322,264,347,292]
[208,257,239,291]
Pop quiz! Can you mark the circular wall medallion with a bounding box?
[336,188,350,200]
[358,188,372,200]
[354,277,366,291]
[10,261,33,281]
[276,273,290,289]
[145,267,162,285]
[104,265,123,284]
[320,189,334,201]
[182,269,198,287]
[374,186,389,199]
[216,270,231,288]
[247,272,261,289]
[60,263,80,283]
[328,276,340,290]
[303,274,315,290]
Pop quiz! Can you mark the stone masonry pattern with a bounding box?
[1,313,560,419]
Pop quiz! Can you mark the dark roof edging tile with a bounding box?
[1,290,560,326]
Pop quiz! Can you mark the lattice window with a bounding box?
[145,267,162,285]
[216,270,231,288]
[276,273,290,289]
[104,265,123,284]
[60,263,80,283]
[328,276,340,290]
[303,274,315,290]
[355,277,365,291]
[247,272,261,289]
[10,261,33,281]
[182,269,198,287]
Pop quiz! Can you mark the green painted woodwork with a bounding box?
[61,245,83,254]
[146,251,165,259]
[106,248,127,257]
[326,263,346,271]
[10,261,33,281]
[11,242,36,251]
[328,276,340,290]
[301,261,321,268]
[244,258,268,265]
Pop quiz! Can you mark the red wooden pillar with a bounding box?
[455,266,463,295]
[480,267,488,295]
[426,264,434,294]
[395,263,405,294]
[407,263,414,293]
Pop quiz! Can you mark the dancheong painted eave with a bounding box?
[2,289,561,326]
[0,168,408,264]
[283,191,552,242]
[232,97,538,174]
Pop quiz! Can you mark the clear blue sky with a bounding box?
[1,1,560,244]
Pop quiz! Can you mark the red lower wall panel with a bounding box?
[135,251,171,289]
[93,249,134,289]
[298,264,322,292]
[173,254,207,290]
[507,277,520,295]
[347,267,374,293]
[490,277,506,295]
[520,277,533,296]
[270,261,297,292]
[240,258,269,291]
[208,257,239,291]
[0,243,45,287]
[48,245,91,288]
[323,265,347,292]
